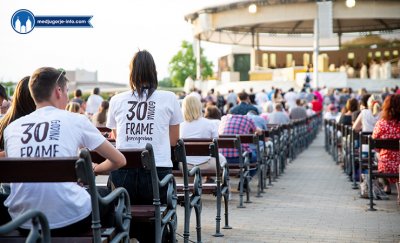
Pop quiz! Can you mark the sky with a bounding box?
[0,0,234,84]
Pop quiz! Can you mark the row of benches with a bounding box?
[0,113,322,243]
[324,119,400,210]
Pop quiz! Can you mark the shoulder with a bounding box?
[153,90,176,98]
[110,90,132,101]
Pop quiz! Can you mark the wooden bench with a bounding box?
[179,138,232,237]
[0,149,131,243]
[219,134,263,199]
[90,144,177,242]
[367,136,400,211]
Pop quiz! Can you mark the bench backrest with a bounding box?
[90,148,145,169]
[0,149,131,242]
[0,157,79,183]
[368,137,400,150]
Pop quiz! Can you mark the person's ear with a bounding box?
[55,86,62,99]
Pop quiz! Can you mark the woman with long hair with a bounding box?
[0,76,36,151]
[372,94,400,204]
[0,76,35,225]
[92,100,109,127]
[338,98,359,125]
[106,50,183,242]
[353,94,382,132]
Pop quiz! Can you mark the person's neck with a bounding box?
[36,101,57,110]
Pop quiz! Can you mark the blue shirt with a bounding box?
[229,102,259,115]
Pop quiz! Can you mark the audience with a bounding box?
[3,67,125,235]
[106,50,183,242]
[372,94,400,204]
[0,76,36,225]
[268,103,290,124]
[65,101,81,113]
[85,87,103,116]
[92,100,109,127]
[229,92,259,115]
[289,99,307,120]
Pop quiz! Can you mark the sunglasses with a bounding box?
[55,68,65,85]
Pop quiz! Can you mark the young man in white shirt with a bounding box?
[3,67,126,235]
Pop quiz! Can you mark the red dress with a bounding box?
[372,119,400,183]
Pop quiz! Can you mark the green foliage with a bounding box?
[0,81,16,97]
[168,40,213,87]
[158,77,173,87]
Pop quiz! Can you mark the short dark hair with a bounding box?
[29,67,68,103]
[204,105,221,120]
[93,87,100,95]
[360,94,371,108]
[238,92,249,101]
[75,89,82,97]
[129,50,158,99]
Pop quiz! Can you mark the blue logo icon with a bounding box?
[11,9,93,34]
[11,9,35,34]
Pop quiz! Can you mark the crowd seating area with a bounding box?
[324,119,400,211]
[0,113,321,243]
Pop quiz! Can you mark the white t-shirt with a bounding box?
[180,117,218,139]
[359,109,380,132]
[86,94,103,114]
[180,117,225,166]
[107,90,183,167]
[284,91,298,110]
[4,106,106,229]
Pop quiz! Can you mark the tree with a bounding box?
[158,77,172,87]
[168,40,213,87]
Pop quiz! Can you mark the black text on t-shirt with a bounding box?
[19,120,61,157]
[125,101,155,144]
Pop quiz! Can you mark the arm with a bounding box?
[111,129,117,140]
[352,112,362,132]
[93,140,126,175]
[169,124,180,146]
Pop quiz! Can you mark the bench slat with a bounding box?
[0,158,78,182]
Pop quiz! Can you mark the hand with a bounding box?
[255,128,263,135]
[92,162,99,176]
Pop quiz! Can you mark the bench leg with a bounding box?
[351,156,358,190]
[194,202,202,243]
[245,174,252,203]
[213,181,224,237]
[222,190,232,230]
[368,173,376,211]
[256,165,263,197]
[183,206,191,243]
[237,168,246,208]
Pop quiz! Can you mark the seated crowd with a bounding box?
[323,88,400,205]
[0,49,399,242]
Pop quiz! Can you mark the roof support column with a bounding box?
[313,18,319,88]
[250,30,255,72]
[196,35,202,80]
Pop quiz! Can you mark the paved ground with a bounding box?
[175,132,400,243]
